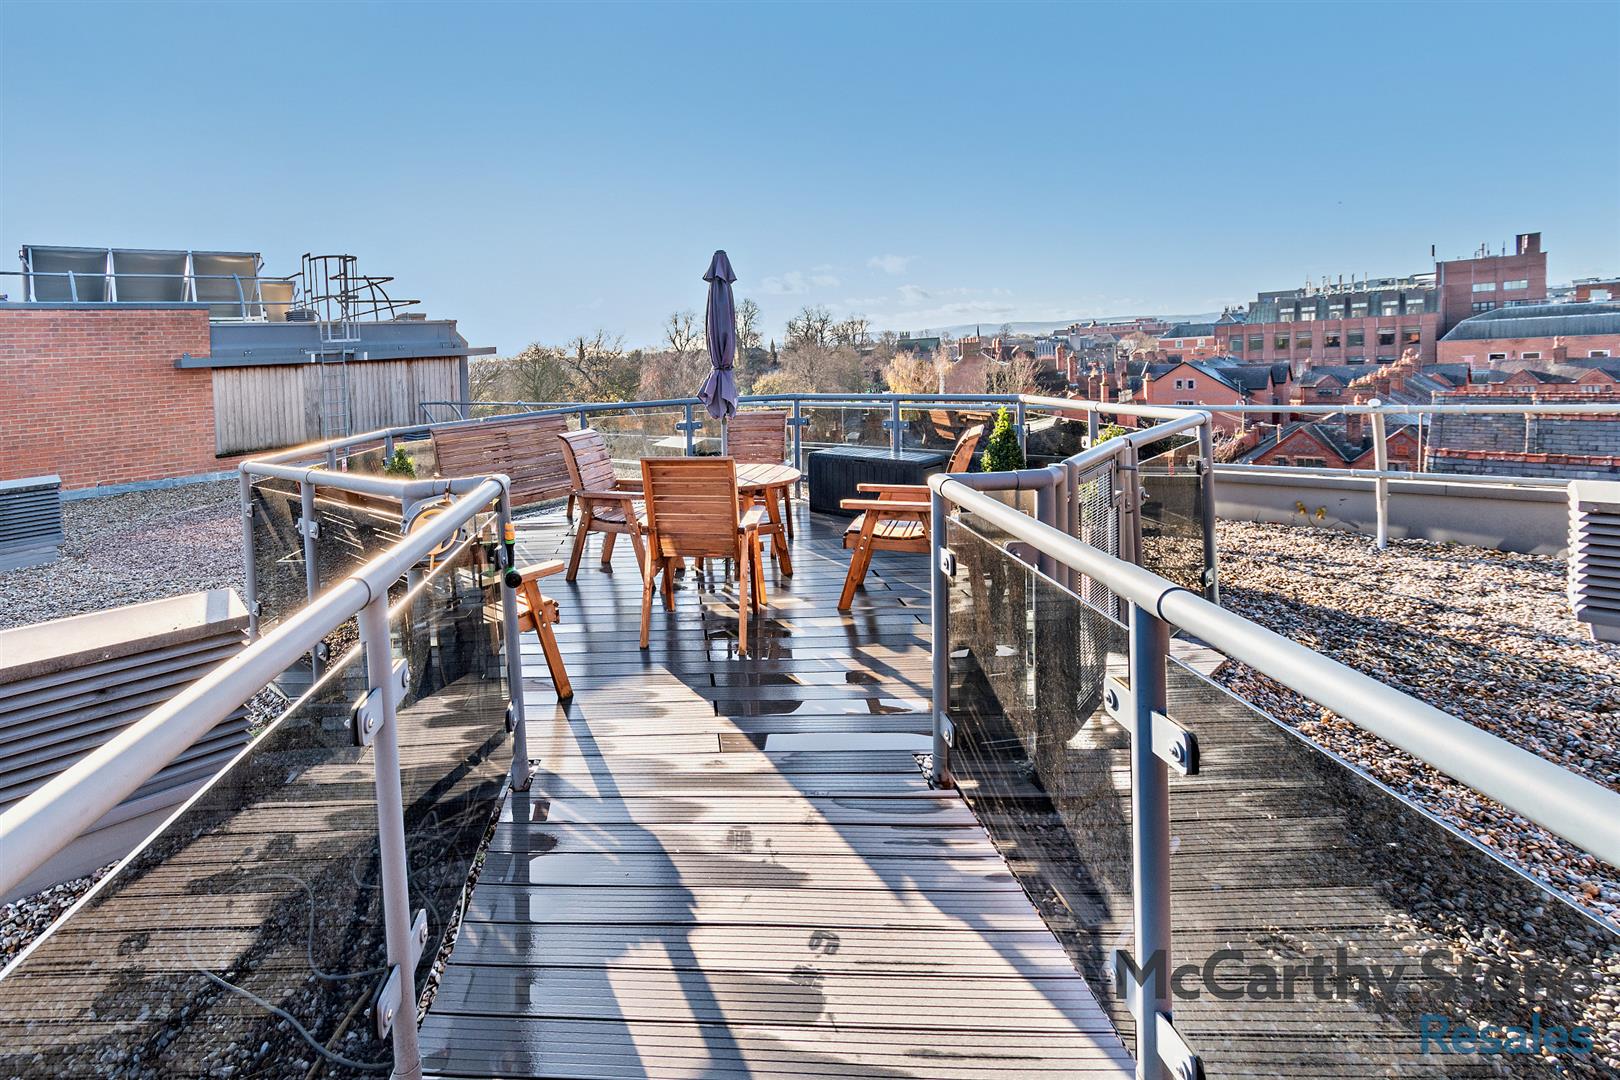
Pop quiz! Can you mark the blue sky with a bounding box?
[3,1,1617,354]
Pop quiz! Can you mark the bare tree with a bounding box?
[501,344,573,403]
[664,310,703,359]
[736,298,762,352]
[984,351,1040,395]
[831,315,870,348]
[563,330,639,401]
[785,305,835,349]
[883,349,948,395]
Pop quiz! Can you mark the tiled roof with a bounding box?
[1441,301,1620,341]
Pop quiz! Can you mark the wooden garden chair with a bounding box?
[490,559,573,700]
[558,428,647,581]
[639,457,768,655]
[727,409,795,539]
[837,424,984,610]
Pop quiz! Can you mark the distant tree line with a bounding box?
[470,300,1041,406]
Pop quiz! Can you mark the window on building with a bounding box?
[1488,353,1507,361]
[1296,457,1327,468]
[1275,333,1290,350]
[1381,301,1400,316]
[1318,385,1340,396]
[1590,350,1611,358]
[1271,456,1289,466]
[1347,330,1365,347]
[1522,351,1541,360]
[1405,297,1426,314]
[1378,330,1396,347]
[1279,310,1294,322]
[1296,334,1312,350]
[1582,384,1603,393]
[1231,336,1244,351]
[1402,327,1421,346]
[1175,399,1195,406]
[1472,282,1497,293]
[1196,337,1206,346]
[1503,279,1529,290]
[1323,331,1342,348]
[1249,335,1264,352]
[1299,309,1315,322]
[1350,301,1368,317]
[1472,301,1496,313]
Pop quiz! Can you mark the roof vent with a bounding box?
[1568,480,1620,642]
[0,475,63,571]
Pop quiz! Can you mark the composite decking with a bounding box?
[418,504,1134,1079]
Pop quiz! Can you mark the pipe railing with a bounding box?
[928,433,1620,1080]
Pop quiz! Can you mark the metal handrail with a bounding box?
[930,472,1620,865]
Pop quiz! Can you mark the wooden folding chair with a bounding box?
[558,428,647,581]
[727,409,795,539]
[639,457,768,655]
[837,424,984,610]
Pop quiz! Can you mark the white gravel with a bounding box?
[0,480,244,631]
[1212,520,1620,920]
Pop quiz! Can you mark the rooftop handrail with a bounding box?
[929,469,1620,866]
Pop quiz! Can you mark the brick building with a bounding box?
[1231,411,1420,471]
[1,246,488,494]
[1437,301,1620,368]
[1425,362,1620,480]
[1133,359,1292,431]
[1217,232,1548,368]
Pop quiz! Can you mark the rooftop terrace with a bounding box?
[0,393,1616,1079]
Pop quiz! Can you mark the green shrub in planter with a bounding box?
[383,448,416,478]
[981,406,1026,472]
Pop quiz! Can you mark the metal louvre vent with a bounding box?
[0,474,64,571]
[1568,480,1620,643]
[0,591,253,828]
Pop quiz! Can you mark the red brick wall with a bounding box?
[0,307,229,491]
[1437,332,1620,367]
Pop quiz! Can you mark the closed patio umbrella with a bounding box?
[698,250,739,421]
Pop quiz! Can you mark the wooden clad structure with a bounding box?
[432,414,574,507]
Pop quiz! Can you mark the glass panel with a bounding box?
[0,642,385,1076]
[388,533,511,1003]
[945,517,1136,1050]
[588,408,695,475]
[1139,436,1212,598]
[1163,664,1619,1078]
[943,517,1620,1076]
[0,533,512,1078]
[1023,408,1092,465]
[800,405,889,452]
[898,405,999,455]
[249,475,312,632]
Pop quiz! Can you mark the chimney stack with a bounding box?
[1346,396,1365,444]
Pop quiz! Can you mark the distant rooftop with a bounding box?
[1441,300,1620,341]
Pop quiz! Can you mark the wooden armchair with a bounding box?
[837,424,984,610]
[558,428,647,581]
[727,409,794,538]
[639,458,768,655]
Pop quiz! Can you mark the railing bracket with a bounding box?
[1156,1011,1205,1080]
[353,687,382,747]
[374,964,402,1039]
[1102,676,1198,775]
[409,908,430,968]
[295,516,321,540]
[938,548,957,577]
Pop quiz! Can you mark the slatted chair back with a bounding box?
[558,428,619,495]
[640,458,743,561]
[947,424,986,473]
[430,414,572,506]
[727,410,789,465]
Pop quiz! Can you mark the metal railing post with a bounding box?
[358,596,425,1080]
[1195,417,1219,602]
[299,480,322,676]
[889,398,903,455]
[1034,467,1062,582]
[929,488,951,787]
[240,472,260,639]
[496,491,532,791]
[1118,440,1142,567]
[1370,402,1390,550]
[683,402,696,456]
[791,398,805,471]
[1014,399,1028,456]
[1086,407,1099,447]
[1127,601,1173,1080]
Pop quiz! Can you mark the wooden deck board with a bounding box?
[424,505,1132,1078]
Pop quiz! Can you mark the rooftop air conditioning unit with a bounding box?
[1568,480,1620,642]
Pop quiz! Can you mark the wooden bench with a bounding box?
[430,414,574,510]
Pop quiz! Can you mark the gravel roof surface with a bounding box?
[0,480,244,631]
[1212,520,1620,923]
